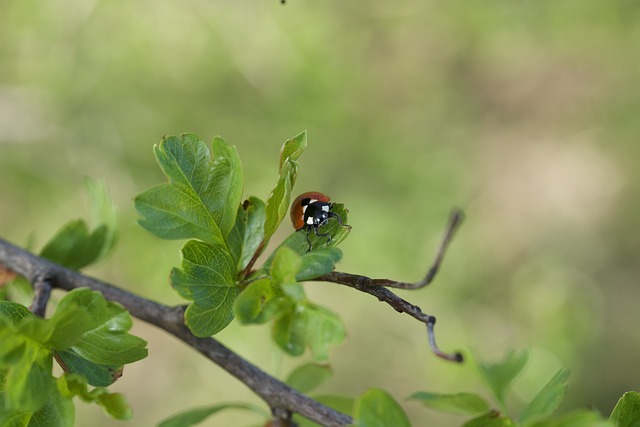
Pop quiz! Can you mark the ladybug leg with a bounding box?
[305,226,313,252]
[313,225,332,246]
[328,211,349,228]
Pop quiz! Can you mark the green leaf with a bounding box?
[271,246,305,302]
[463,410,518,427]
[39,179,116,270]
[58,374,132,420]
[263,130,308,246]
[297,248,343,281]
[54,349,122,387]
[40,221,110,270]
[27,385,75,427]
[135,133,243,245]
[286,363,333,394]
[303,303,345,361]
[273,302,345,361]
[529,409,611,427]
[476,349,529,410]
[172,240,237,336]
[409,391,490,415]
[519,368,571,425]
[279,130,307,171]
[5,345,53,412]
[264,160,298,244]
[47,305,92,351]
[157,402,268,427]
[610,392,640,427]
[234,278,286,324]
[84,177,117,261]
[0,301,34,326]
[55,289,147,367]
[273,307,306,357]
[353,388,411,427]
[227,196,266,272]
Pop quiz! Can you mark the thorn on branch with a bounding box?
[29,275,53,318]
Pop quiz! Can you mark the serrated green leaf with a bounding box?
[54,289,147,367]
[264,159,298,243]
[279,131,307,171]
[0,301,34,326]
[286,363,333,394]
[519,368,571,425]
[476,349,529,410]
[409,391,490,415]
[158,402,268,427]
[234,278,287,324]
[135,134,243,245]
[40,221,109,270]
[353,388,411,427]
[227,196,266,271]
[273,302,344,361]
[610,392,640,427]
[172,240,237,336]
[463,410,518,427]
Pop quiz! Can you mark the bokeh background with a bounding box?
[1,0,639,425]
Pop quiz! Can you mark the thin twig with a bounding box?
[368,209,464,289]
[313,209,465,362]
[0,238,352,427]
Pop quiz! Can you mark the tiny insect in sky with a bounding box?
[290,191,350,252]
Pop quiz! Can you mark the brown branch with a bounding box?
[0,237,352,427]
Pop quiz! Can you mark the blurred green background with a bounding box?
[1,0,639,425]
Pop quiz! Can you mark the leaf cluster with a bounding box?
[0,289,146,426]
[409,349,640,427]
[134,132,350,360]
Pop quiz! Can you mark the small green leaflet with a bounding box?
[263,130,308,245]
[58,374,132,420]
[409,391,490,416]
[519,368,570,425]
[353,388,411,427]
[135,133,243,246]
[172,240,237,337]
[610,392,640,427]
[227,196,266,272]
[463,410,518,427]
[40,178,116,270]
[285,363,333,394]
[158,402,268,427]
[476,349,529,410]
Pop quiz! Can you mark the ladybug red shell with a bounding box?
[290,191,349,251]
[290,191,332,230]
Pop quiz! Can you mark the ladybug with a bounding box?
[290,191,349,251]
